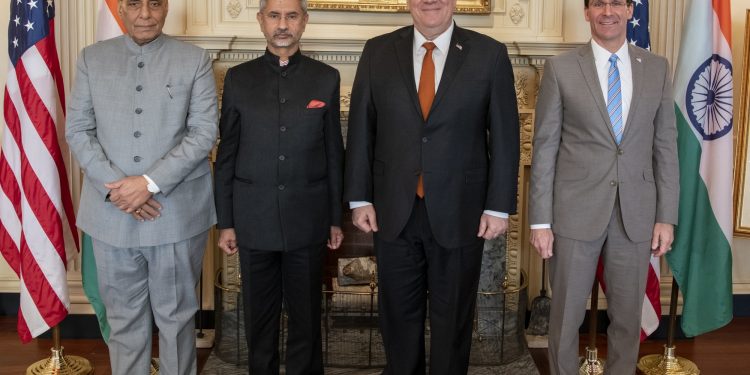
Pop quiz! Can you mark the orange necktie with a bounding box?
[416,42,436,198]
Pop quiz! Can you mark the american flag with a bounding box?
[0,0,79,343]
[596,0,661,342]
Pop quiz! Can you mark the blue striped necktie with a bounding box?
[607,54,623,144]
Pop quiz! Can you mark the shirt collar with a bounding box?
[591,39,629,65]
[413,21,454,54]
[124,33,167,54]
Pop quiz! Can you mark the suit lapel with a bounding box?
[622,45,644,142]
[578,44,618,143]
[394,27,423,119]
[431,26,468,113]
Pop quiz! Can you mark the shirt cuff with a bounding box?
[143,174,161,194]
[350,201,372,209]
[530,224,551,229]
[483,210,508,219]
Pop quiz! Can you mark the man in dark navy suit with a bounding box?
[344,0,520,372]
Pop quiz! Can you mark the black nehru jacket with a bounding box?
[214,50,344,251]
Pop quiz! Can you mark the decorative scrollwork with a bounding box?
[509,3,525,25]
[227,0,243,19]
[514,73,529,107]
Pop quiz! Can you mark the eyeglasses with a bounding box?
[589,1,629,9]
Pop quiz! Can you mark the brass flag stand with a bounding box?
[26,326,93,375]
[579,280,605,375]
[637,278,700,374]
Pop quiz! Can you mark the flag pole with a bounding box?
[25,325,94,375]
[636,278,699,374]
[579,280,604,375]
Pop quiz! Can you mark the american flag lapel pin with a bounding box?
[455,42,463,51]
[636,57,642,63]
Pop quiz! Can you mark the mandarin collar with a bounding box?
[124,33,167,55]
[263,48,303,69]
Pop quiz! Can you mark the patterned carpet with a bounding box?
[200,350,540,375]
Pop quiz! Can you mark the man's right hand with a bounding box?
[530,228,554,259]
[352,205,378,233]
[218,228,238,255]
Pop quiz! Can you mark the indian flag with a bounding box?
[80,0,126,343]
[668,0,733,337]
[96,0,126,41]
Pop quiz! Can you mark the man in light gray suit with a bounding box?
[66,0,217,374]
[529,1,679,374]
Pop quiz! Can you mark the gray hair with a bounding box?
[258,0,308,13]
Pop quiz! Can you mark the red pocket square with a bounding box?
[307,100,326,109]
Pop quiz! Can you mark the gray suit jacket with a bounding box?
[66,34,218,248]
[529,43,679,242]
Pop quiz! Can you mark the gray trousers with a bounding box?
[547,202,651,375]
[93,231,208,375]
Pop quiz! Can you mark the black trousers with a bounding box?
[375,198,484,375]
[238,244,325,375]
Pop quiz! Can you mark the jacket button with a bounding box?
[280,98,287,104]
[281,71,287,77]
[137,62,144,68]
[280,126,287,132]
[610,180,617,186]
[422,137,428,143]
[134,131,141,138]
[135,108,143,114]
[134,156,142,162]
[278,155,286,161]
[618,148,624,155]
[278,184,285,190]
[136,85,143,92]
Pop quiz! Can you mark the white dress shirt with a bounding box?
[530,39,633,230]
[351,22,507,219]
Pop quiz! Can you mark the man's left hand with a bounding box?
[651,222,674,257]
[328,226,344,250]
[105,176,152,213]
[477,214,508,240]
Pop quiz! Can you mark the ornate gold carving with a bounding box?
[307,0,490,14]
[509,3,525,24]
[226,0,243,19]
[514,73,529,108]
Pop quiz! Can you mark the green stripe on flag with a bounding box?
[668,107,733,337]
[81,233,110,342]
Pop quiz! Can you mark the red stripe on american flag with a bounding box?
[16,308,31,344]
[14,61,67,263]
[35,21,66,111]
[0,155,21,218]
[19,233,67,331]
[3,88,23,151]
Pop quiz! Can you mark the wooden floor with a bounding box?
[2,316,749,374]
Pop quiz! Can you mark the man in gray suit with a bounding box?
[529,1,679,374]
[66,0,217,374]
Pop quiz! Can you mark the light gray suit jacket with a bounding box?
[66,34,218,248]
[530,43,679,243]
